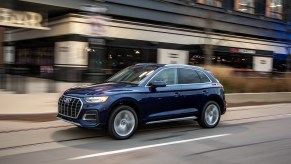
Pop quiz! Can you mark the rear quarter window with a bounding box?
[205,71,218,83]
[197,71,211,83]
[178,68,201,84]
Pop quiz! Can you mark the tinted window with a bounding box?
[178,68,201,84]
[149,68,177,85]
[197,71,211,83]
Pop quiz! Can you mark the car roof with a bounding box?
[135,63,204,71]
[135,63,165,67]
[164,64,205,71]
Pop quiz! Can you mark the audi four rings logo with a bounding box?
[63,97,72,103]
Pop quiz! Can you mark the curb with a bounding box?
[225,92,291,104]
[1,102,291,122]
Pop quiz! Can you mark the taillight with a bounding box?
[212,83,224,92]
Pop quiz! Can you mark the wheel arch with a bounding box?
[107,98,142,124]
[206,95,225,114]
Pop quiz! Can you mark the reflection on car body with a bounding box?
[57,63,226,139]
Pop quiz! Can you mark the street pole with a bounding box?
[287,27,291,73]
[80,3,109,83]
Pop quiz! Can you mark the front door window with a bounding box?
[149,68,177,85]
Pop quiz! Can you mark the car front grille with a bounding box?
[58,96,83,118]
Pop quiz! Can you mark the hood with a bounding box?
[64,82,137,95]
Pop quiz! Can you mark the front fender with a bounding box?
[105,96,143,123]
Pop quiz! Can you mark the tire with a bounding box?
[108,105,138,139]
[198,101,221,128]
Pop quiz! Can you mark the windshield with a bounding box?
[106,65,160,85]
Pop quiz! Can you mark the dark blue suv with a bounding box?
[57,64,226,139]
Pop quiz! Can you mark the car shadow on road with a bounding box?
[51,126,107,142]
[50,120,202,148]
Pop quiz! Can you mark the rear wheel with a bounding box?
[108,105,138,139]
[198,101,221,128]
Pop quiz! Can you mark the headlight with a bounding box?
[85,96,108,103]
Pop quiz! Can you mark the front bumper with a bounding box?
[57,113,106,128]
[57,116,82,127]
[57,94,112,128]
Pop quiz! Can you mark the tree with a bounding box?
[285,0,291,73]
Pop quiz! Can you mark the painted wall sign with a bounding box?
[80,4,108,13]
[157,49,189,64]
[253,56,273,72]
[89,15,107,36]
[0,8,49,30]
[230,48,256,54]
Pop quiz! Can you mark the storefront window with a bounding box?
[16,47,54,76]
[266,0,283,19]
[106,48,142,70]
[188,52,253,69]
[215,53,253,69]
[197,0,222,8]
[105,47,157,74]
[17,47,53,66]
[235,0,255,14]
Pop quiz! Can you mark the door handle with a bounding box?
[202,90,208,94]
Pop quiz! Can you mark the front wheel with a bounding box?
[108,105,138,139]
[198,101,221,128]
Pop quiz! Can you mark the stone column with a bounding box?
[54,41,89,82]
[0,27,3,66]
[0,27,5,89]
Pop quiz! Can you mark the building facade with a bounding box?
[1,0,291,81]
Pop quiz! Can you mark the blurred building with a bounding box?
[1,0,291,82]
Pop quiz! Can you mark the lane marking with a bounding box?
[68,133,230,160]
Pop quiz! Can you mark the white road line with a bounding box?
[68,133,230,160]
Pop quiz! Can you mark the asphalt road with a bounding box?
[0,103,291,164]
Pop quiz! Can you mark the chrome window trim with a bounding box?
[146,116,197,125]
[58,95,83,119]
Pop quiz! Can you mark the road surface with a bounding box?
[0,103,291,164]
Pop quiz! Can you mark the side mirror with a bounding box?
[150,80,167,88]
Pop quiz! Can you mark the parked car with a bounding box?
[57,63,226,139]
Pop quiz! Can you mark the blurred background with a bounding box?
[0,0,291,94]
[1,2,291,163]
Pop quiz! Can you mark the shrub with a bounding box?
[204,65,291,93]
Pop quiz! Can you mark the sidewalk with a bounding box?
[0,77,84,115]
[1,77,291,119]
[0,77,85,120]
